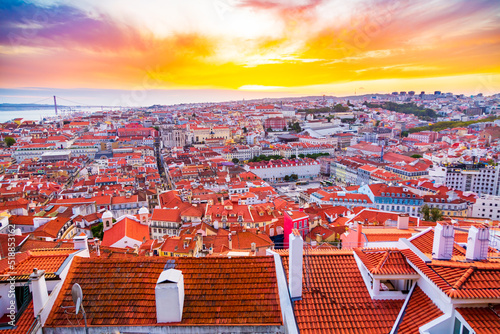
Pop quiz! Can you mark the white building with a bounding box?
[244,159,320,181]
[472,195,500,220]
[445,164,500,196]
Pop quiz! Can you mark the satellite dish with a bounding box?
[72,283,83,315]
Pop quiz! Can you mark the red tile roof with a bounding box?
[402,249,500,299]
[0,301,35,334]
[397,286,444,333]
[457,306,500,334]
[354,248,417,275]
[101,217,150,247]
[45,256,281,327]
[0,249,75,281]
[281,253,404,333]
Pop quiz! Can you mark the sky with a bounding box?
[1,0,499,106]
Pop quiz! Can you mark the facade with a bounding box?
[445,163,500,196]
[472,195,500,220]
[264,117,287,131]
[150,208,182,239]
[283,210,309,248]
[359,183,423,217]
[245,158,320,181]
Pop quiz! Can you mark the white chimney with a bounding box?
[251,242,256,252]
[289,229,303,300]
[156,269,184,323]
[432,222,455,260]
[397,214,409,230]
[466,224,490,261]
[73,234,88,250]
[30,268,49,317]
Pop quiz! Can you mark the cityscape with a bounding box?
[1,1,500,334]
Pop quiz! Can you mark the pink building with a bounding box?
[284,210,309,248]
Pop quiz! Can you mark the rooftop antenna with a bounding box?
[71,283,89,334]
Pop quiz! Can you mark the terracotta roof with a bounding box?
[0,248,75,281]
[101,217,150,247]
[457,306,500,334]
[0,301,35,334]
[45,256,281,327]
[281,253,404,333]
[402,249,500,299]
[354,248,417,275]
[409,228,465,258]
[397,286,444,333]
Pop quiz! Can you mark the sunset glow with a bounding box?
[1,0,499,104]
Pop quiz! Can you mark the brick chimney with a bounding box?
[289,229,303,300]
[30,268,49,317]
[156,269,184,323]
[466,224,489,261]
[432,222,455,260]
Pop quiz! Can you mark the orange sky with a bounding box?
[1,0,499,104]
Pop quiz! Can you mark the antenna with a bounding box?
[71,283,89,334]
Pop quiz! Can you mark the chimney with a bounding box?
[289,229,303,300]
[466,224,490,261]
[432,222,455,260]
[397,213,409,230]
[73,234,88,250]
[30,268,49,317]
[156,269,184,323]
[251,242,256,252]
[356,222,364,248]
[228,234,232,250]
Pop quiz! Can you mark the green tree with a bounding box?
[290,174,298,180]
[421,204,430,221]
[375,120,381,127]
[4,137,15,147]
[298,154,305,158]
[242,127,248,133]
[232,158,239,164]
[266,127,272,132]
[283,126,287,131]
[401,131,409,137]
[411,154,423,159]
[91,222,103,240]
[430,207,443,222]
[290,154,296,159]
[284,175,290,181]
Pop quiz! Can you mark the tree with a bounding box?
[242,127,248,133]
[430,207,443,222]
[283,126,287,131]
[266,127,272,132]
[290,154,296,159]
[375,120,381,127]
[298,154,305,158]
[91,222,103,240]
[421,204,430,221]
[232,158,239,164]
[401,131,409,137]
[290,174,298,180]
[411,154,423,159]
[284,175,290,181]
[4,137,15,147]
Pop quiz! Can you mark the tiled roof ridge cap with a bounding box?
[452,266,476,290]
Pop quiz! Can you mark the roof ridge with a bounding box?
[452,266,476,290]
[373,250,392,274]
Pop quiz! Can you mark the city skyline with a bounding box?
[1,0,500,106]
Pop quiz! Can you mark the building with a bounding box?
[472,195,500,220]
[264,117,287,131]
[245,158,320,181]
[283,210,309,248]
[408,131,437,143]
[359,183,423,217]
[445,163,500,196]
